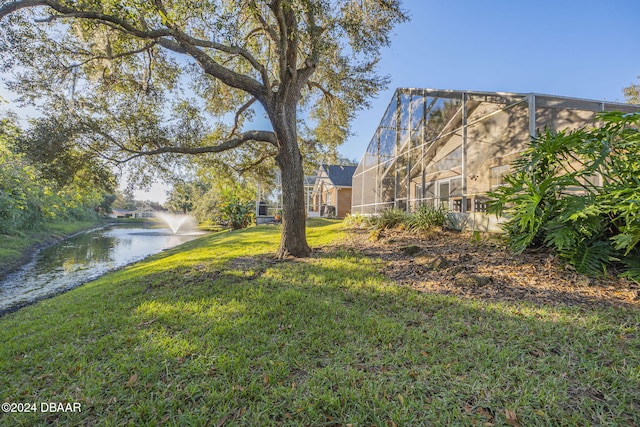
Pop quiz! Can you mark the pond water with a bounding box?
[0,225,206,315]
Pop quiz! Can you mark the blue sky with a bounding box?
[342,0,640,161]
[2,0,639,201]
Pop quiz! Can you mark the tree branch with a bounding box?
[3,0,270,102]
[227,97,257,139]
[248,0,279,44]
[180,34,269,85]
[116,130,277,163]
[295,5,323,91]
[67,42,157,69]
[0,0,49,20]
[233,152,276,174]
[307,81,334,100]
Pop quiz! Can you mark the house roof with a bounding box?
[322,164,357,187]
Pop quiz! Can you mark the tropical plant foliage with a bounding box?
[487,111,640,280]
[217,191,255,230]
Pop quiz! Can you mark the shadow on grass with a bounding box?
[1,246,639,426]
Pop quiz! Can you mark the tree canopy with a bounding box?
[0,0,408,257]
[624,76,640,104]
[0,113,116,232]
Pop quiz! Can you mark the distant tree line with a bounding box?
[0,113,116,234]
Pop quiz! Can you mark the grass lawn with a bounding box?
[0,218,638,426]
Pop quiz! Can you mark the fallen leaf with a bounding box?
[125,373,138,387]
[397,394,405,405]
[477,407,494,421]
[215,414,229,427]
[505,409,522,427]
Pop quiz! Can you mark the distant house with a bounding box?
[108,209,134,219]
[133,203,158,219]
[108,203,164,219]
[310,164,357,218]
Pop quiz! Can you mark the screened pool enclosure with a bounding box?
[351,88,639,230]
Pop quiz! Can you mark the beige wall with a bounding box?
[465,103,530,196]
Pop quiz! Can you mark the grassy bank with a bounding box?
[0,219,103,276]
[0,219,638,426]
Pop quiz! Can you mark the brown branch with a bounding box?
[26,3,173,39]
[227,97,258,139]
[0,0,50,20]
[152,0,269,90]
[234,152,276,174]
[2,1,270,102]
[66,42,157,69]
[117,130,277,163]
[307,81,334,99]
[248,1,279,43]
[295,5,323,91]
[270,0,289,85]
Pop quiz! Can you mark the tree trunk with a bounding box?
[271,102,311,258]
[275,144,310,258]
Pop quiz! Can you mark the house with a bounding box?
[108,209,134,219]
[132,203,159,219]
[310,164,357,218]
[351,88,640,231]
[108,202,164,219]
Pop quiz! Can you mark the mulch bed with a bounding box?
[322,227,640,310]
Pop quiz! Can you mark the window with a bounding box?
[438,181,450,209]
[490,165,509,188]
[474,198,488,212]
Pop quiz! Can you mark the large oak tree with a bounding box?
[0,0,407,257]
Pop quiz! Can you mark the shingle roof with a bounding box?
[322,164,357,187]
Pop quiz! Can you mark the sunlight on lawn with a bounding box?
[0,219,637,426]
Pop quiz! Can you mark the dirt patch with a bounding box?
[330,228,640,309]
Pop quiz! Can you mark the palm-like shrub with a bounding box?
[367,207,408,230]
[488,111,640,280]
[406,204,449,231]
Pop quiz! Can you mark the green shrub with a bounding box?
[407,204,448,231]
[368,207,408,230]
[219,197,254,230]
[488,111,640,281]
[343,212,368,228]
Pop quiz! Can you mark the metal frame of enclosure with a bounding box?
[351,88,639,230]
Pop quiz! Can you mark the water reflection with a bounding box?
[0,225,206,314]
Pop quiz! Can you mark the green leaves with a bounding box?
[0,114,111,233]
[488,112,640,281]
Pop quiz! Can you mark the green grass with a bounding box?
[0,218,639,426]
[0,220,102,273]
